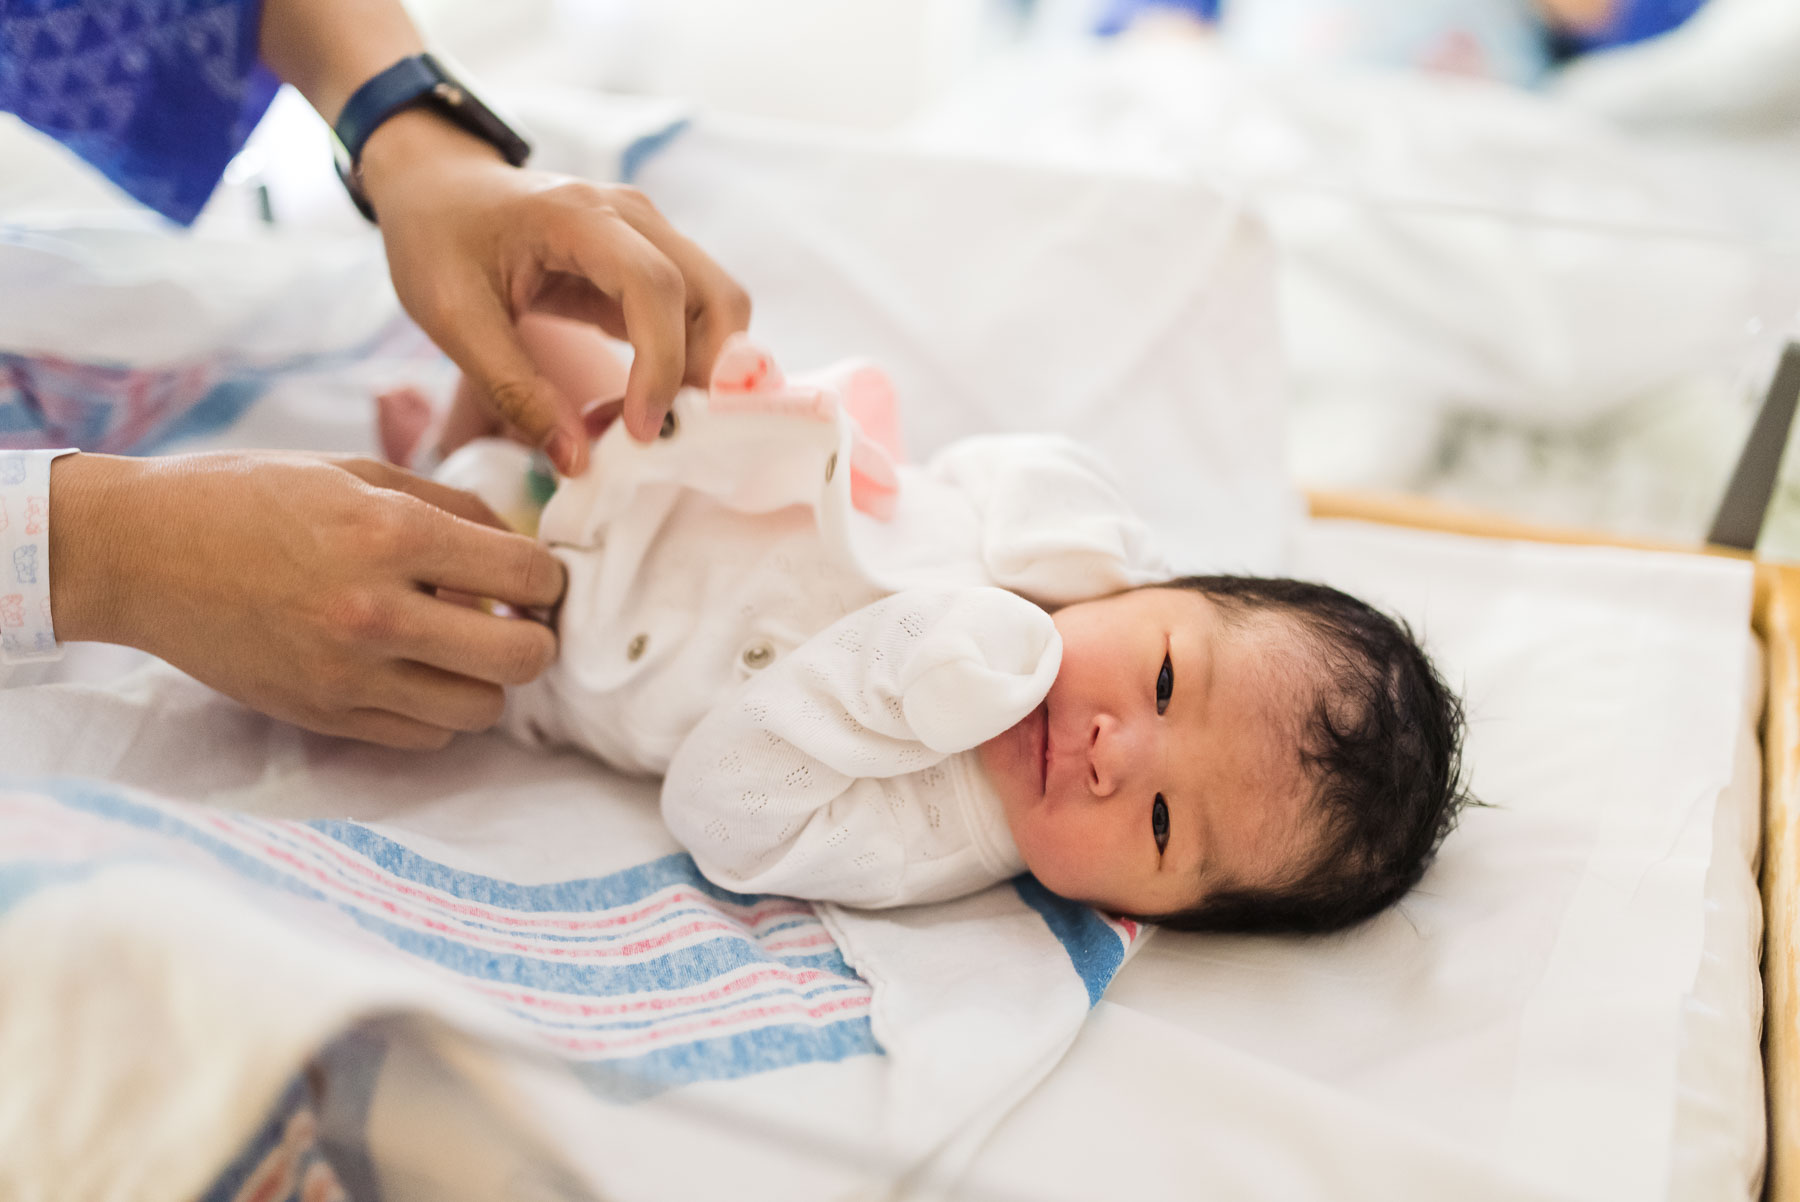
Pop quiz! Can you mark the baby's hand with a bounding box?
[896,587,1063,754]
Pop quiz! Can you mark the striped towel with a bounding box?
[0,773,1143,1202]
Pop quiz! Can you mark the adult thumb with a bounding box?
[493,374,588,478]
[434,291,590,476]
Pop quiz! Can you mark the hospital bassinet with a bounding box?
[1,95,1798,1200]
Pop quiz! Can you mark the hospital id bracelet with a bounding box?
[332,53,533,223]
[0,448,77,664]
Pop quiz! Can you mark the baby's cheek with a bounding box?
[1015,809,1106,897]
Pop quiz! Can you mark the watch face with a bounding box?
[421,54,533,167]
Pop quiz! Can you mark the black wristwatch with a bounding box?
[331,53,532,222]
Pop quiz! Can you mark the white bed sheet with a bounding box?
[964,520,1762,1202]
[22,519,1756,1202]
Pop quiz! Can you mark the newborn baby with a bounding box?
[432,324,1466,933]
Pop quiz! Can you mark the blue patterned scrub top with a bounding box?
[1562,0,1706,52]
[0,0,279,225]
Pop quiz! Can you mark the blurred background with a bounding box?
[5,0,1800,555]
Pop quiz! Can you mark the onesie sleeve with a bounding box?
[662,587,1059,907]
[926,434,1171,604]
[1,0,281,225]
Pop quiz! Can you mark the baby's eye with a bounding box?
[1155,653,1173,716]
[1152,794,1170,854]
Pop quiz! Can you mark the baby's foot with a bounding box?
[376,385,437,469]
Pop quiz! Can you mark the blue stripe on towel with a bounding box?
[310,821,768,911]
[576,1014,879,1102]
[330,900,863,1001]
[24,781,860,995]
[1,778,881,1099]
[1014,875,1126,1007]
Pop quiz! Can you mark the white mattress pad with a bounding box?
[963,520,1763,1202]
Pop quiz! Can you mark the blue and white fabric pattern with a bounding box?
[0,0,279,224]
[0,773,1143,1200]
[4,781,880,1097]
[0,447,73,663]
[0,319,428,455]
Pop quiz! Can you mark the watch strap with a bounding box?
[332,53,532,221]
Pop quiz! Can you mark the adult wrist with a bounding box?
[47,453,139,647]
[334,55,530,222]
[356,107,508,216]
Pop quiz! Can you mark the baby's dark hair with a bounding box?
[1137,575,1468,936]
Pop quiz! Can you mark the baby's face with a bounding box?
[977,587,1320,917]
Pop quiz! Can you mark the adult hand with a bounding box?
[358,111,753,476]
[47,452,567,749]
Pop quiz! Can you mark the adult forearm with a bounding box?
[257,0,425,124]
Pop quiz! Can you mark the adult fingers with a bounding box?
[424,271,590,476]
[319,707,458,751]
[404,507,565,608]
[542,204,687,444]
[528,273,630,340]
[367,660,508,733]
[684,279,753,390]
[590,191,750,388]
[531,256,748,385]
[335,457,510,531]
[436,377,506,461]
[393,592,559,687]
[638,223,753,388]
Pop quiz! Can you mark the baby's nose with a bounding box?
[1087,714,1144,799]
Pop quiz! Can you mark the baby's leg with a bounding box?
[385,316,632,467]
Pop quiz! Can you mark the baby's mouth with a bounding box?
[1036,701,1051,799]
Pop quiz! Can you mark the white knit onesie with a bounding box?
[442,361,1167,908]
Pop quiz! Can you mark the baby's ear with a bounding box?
[709,332,786,395]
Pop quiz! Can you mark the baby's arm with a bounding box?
[662,588,1059,907]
